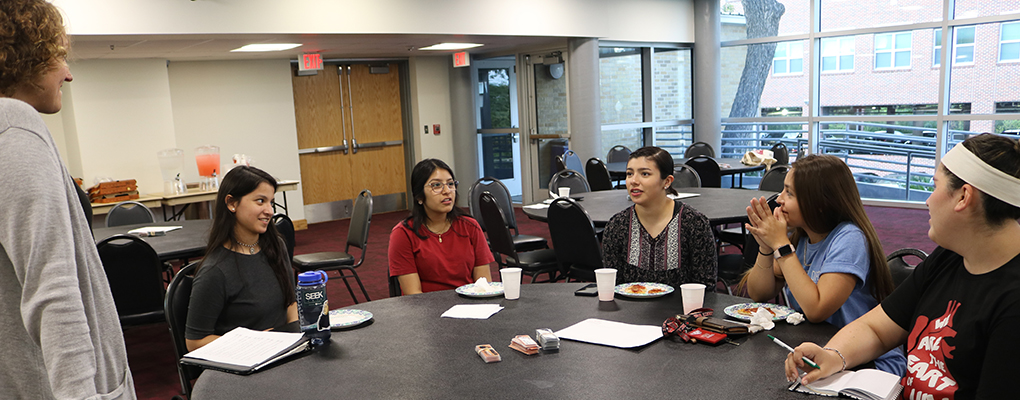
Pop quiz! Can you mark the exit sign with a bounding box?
[453,52,470,68]
[299,53,323,72]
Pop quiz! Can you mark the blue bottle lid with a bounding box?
[297,270,328,285]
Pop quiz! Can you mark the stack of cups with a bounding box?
[500,268,522,300]
[594,268,617,301]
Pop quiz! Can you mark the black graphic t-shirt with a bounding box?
[882,247,1020,400]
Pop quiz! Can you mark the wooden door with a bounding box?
[292,63,406,221]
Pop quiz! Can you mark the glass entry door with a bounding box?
[474,58,523,201]
[521,51,569,200]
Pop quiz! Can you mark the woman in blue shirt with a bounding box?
[742,154,903,375]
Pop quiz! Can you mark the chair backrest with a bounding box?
[478,191,519,265]
[97,234,166,326]
[606,145,632,163]
[346,189,373,267]
[671,164,702,189]
[888,248,928,287]
[469,177,519,233]
[105,200,155,227]
[563,150,585,176]
[684,141,715,158]
[554,155,566,173]
[165,261,202,397]
[547,198,602,281]
[759,165,790,192]
[548,169,591,196]
[584,158,614,192]
[272,213,296,259]
[770,142,790,165]
[388,275,402,297]
[685,156,722,188]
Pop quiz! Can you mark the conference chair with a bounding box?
[97,234,166,326]
[716,232,759,295]
[563,150,585,177]
[547,197,603,282]
[292,189,373,304]
[106,200,156,227]
[684,141,715,158]
[479,192,560,283]
[389,275,402,297]
[469,177,548,252]
[554,155,567,173]
[685,156,722,188]
[606,145,632,163]
[584,158,614,192]
[758,165,790,193]
[165,261,202,398]
[888,248,928,288]
[272,213,296,259]
[770,142,790,165]
[671,164,702,189]
[548,169,590,196]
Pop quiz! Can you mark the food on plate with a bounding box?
[737,306,776,316]
[625,284,647,294]
[648,288,666,294]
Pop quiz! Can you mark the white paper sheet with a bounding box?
[128,226,182,235]
[183,327,305,368]
[669,193,701,200]
[523,203,550,210]
[440,304,504,319]
[555,318,663,348]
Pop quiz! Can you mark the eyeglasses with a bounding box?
[427,181,458,193]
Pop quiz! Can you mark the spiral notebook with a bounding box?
[181,327,310,375]
[789,369,902,400]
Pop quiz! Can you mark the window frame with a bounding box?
[952,26,976,65]
[772,41,804,76]
[875,31,912,70]
[1000,21,1020,63]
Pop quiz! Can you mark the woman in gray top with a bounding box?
[0,1,136,398]
[185,166,298,351]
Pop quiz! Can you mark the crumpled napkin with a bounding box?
[472,277,493,293]
[786,312,805,325]
[749,308,775,330]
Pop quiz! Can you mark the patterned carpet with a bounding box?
[126,204,935,399]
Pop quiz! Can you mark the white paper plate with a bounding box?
[455,282,505,298]
[614,282,675,298]
[723,302,794,321]
[329,309,373,329]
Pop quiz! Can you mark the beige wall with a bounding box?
[409,56,456,168]
[167,59,305,222]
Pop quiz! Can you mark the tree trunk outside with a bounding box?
[726,0,785,155]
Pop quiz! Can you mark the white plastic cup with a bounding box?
[558,187,571,198]
[500,268,522,300]
[680,283,707,314]
[594,268,617,301]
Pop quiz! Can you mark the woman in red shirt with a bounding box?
[389,159,494,294]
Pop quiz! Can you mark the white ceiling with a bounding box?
[69,33,566,62]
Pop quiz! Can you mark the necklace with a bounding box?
[426,221,451,243]
[235,239,258,254]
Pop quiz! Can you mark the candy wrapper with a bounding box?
[509,335,540,355]
[475,344,501,363]
[749,308,775,330]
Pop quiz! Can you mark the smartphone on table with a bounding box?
[574,283,599,296]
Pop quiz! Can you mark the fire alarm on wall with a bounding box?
[433,124,441,135]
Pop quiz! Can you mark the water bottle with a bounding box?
[296,271,331,346]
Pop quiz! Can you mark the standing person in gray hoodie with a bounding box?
[0,1,136,398]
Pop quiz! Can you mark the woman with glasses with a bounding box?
[389,159,494,294]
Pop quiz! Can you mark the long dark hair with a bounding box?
[628,146,678,196]
[944,133,1020,226]
[789,155,894,302]
[403,158,469,239]
[200,166,294,306]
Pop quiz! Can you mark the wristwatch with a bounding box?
[774,243,795,259]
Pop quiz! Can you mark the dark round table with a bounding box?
[191,284,837,399]
[523,188,777,226]
[92,219,211,261]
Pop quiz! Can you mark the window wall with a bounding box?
[599,45,693,159]
[720,0,1020,203]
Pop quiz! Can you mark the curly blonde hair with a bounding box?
[0,0,68,96]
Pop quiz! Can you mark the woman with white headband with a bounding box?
[782,133,1020,400]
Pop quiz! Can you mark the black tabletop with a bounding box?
[191,284,836,400]
[92,219,210,261]
[607,157,765,176]
[523,188,778,226]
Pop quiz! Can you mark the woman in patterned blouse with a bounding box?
[601,146,718,288]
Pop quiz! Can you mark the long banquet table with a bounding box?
[191,284,837,399]
[523,187,778,226]
[92,219,211,262]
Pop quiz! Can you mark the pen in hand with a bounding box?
[767,335,820,369]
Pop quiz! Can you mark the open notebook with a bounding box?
[181,327,310,375]
[790,369,902,400]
